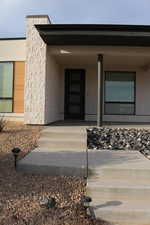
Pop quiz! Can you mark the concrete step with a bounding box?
[88,150,150,179]
[43,126,86,133]
[40,130,86,139]
[88,178,150,187]
[38,138,86,149]
[88,167,150,180]
[87,181,150,201]
[18,147,86,177]
[91,199,150,225]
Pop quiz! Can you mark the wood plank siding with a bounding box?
[13,62,25,113]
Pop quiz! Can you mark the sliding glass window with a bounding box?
[0,62,13,112]
[105,72,135,115]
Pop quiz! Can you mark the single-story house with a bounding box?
[1,15,150,125]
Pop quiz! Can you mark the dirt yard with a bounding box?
[0,122,111,225]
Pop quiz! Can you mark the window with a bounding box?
[0,62,13,112]
[105,72,135,115]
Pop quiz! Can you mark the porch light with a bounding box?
[11,147,21,169]
[81,195,92,209]
[39,198,56,209]
[60,49,71,54]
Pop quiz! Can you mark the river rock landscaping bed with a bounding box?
[87,127,150,156]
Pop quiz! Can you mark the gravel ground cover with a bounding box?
[87,127,150,156]
[0,122,112,225]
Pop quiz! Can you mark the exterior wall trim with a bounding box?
[0,38,26,40]
[26,15,51,23]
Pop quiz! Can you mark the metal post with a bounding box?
[97,54,103,127]
[14,155,17,169]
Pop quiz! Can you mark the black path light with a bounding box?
[11,147,21,169]
[39,198,56,209]
[81,195,92,209]
[81,195,94,219]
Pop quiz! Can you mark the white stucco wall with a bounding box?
[24,15,50,124]
[45,52,62,123]
[0,39,26,61]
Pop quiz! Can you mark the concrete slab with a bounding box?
[18,122,150,224]
[38,137,86,150]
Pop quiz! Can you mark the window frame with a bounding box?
[0,61,14,113]
[104,71,136,115]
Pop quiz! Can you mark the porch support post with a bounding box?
[97,54,103,127]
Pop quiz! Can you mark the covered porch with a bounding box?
[24,16,150,125]
[45,45,150,125]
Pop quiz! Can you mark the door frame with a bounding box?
[64,69,85,120]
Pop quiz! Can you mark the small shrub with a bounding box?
[0,116,7,132]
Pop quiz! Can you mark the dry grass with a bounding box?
[0,116,7,132]
[0,122,41,160]
[0,122,112,225]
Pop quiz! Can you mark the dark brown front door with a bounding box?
[65,69,85,120]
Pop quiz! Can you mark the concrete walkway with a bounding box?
[18,125,87,177]
[18,122,150,224]
[87,150,150,225]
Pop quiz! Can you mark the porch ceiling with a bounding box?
[53,54,150,68]
[48,46,150,68]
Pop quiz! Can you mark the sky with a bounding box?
[1,0,150,37]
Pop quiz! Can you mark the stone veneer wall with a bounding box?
[24,15,50,124]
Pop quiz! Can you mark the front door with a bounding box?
[65,69,85,120]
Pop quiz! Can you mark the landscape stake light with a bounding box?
[39,199,49,208]
[81,195,92,209]
[39,198,56,209]
[11,147,21,169]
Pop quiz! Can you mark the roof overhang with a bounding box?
[35,24,150,46]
